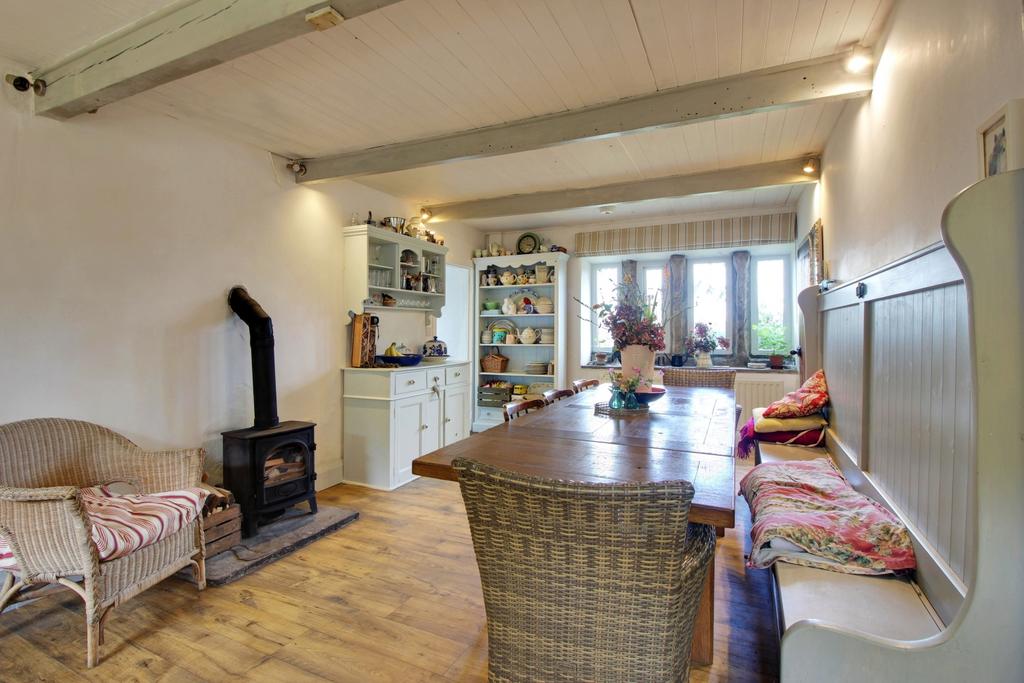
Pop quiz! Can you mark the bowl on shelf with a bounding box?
[375,353,423,367]
[483,300,500,311]
[634,386,667,405]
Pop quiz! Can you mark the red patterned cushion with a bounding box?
[762,370,829,418]
[0,484,207,572]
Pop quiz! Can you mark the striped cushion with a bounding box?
[0,483,207,572]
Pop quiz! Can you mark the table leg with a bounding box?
[690,541,716,665]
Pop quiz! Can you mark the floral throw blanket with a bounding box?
[739,458,916,575]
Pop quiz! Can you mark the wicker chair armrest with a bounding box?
[132,448,205,493]
[0,487,98,580]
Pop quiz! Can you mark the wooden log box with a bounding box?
[203,504,242,558]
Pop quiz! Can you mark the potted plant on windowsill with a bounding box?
[753,315,789,369]
[684,323,730,368]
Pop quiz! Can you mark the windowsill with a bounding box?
[580,362,798,373]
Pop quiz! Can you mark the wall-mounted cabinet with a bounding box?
[472,252,570,432]
[342,224,449,317]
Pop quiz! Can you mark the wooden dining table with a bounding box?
[412,385,737,666]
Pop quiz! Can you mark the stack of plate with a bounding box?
[539,328,554,344]
[534,296,554,314]
[525,361,549,375]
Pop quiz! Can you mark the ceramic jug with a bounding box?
[520,327,538,345]
[501,297,516,315]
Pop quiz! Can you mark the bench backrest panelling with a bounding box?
[808,244,973,625]
[821,305,864,463]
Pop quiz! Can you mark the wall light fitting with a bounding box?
[802,158,819,174]
[844,46,873,74]
[599,205,616,215]
[5,74,45,95]
[420,208,433,221]
[286,160,307,176]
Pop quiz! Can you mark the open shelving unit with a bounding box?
[342,224,448,317]
[472,252,570,432]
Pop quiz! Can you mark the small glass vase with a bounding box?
[623,391,640,410]
[609,389,625,409]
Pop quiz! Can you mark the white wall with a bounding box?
[816,0,1024,280]
[0,57,479,486]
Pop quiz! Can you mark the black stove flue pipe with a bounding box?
[228,286,279,430]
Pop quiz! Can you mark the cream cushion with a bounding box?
[753,407,827,433]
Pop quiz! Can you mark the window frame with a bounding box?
[687,257,733,355]
[589,263,621,352]
[750,254,794,356]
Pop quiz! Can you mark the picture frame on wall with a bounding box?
[978,100,1023,178]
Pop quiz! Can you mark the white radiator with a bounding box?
[734,373,798,426]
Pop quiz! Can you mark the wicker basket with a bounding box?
[481,347,509,373]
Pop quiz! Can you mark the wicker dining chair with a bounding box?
[543,388,576,404]
[572,378,600,393]
[662,368,742,427]
[453,458,716,683]
[503,399,546,422]
[0,418,206,668]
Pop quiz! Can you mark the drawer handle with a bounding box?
[421,424,428,430]
[445,417,452,423]
[407,379,416,385]
[454,372,461,377]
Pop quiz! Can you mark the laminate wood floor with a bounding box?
[0,465,778,682]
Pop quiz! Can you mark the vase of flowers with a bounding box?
[684,323,730,368]
[579,275,666,387]
[608,368,643,410]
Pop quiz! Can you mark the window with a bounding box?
[689,260,730,352]
[642,265,665,325]
[752,256,793,355]
[591,265,620,350]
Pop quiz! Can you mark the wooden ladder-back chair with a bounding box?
[453,458,715,682]
[503,399,546,422]
[543,389,576,404]
[572,378,600,393]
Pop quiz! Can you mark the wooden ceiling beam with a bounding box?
[31,0,401,120]
[424,158,818,222]
[299,52,869,183]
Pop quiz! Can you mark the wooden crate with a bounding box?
[478,386,512,407]
[203,504,242,558]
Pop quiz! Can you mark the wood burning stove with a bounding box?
[223,286,317,537]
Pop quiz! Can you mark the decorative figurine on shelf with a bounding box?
[366,211,377,227]
[516,272,529,285]
[501,297,516,315]
[487,273,498,286]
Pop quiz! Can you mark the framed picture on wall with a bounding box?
[978,100,1023,178]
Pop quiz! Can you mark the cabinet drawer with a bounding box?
[393,370,428,396]
[445,365,468,386]
[426,368,446,387]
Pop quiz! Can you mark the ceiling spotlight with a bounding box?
[420,208,433,221]
[802,158,819,174]
[286,160,306,176]
[599,205,616,215]
[844,46,873,74]
[5,73,45,95]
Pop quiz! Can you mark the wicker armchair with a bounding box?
[0,418,206,667]
[453,458,716,682]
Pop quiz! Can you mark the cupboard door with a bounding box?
[420,392,442,455]
[443,385,469,446]
[393,395,424,485]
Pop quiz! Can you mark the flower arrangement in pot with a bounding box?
[753,314,789,369]
[607,368,643,410]
[684,323,730,368]
[576,275,665,388]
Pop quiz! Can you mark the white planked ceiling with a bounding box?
[119,0,893,159]
[0,0,892,223]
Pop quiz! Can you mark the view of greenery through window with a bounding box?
[754,258,788,354]
[691,262,728,346]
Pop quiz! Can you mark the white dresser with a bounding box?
[342,361,471,490]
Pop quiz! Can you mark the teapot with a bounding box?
[516,272,529,285]
[520,327,538,345]
[500,271,517,285]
